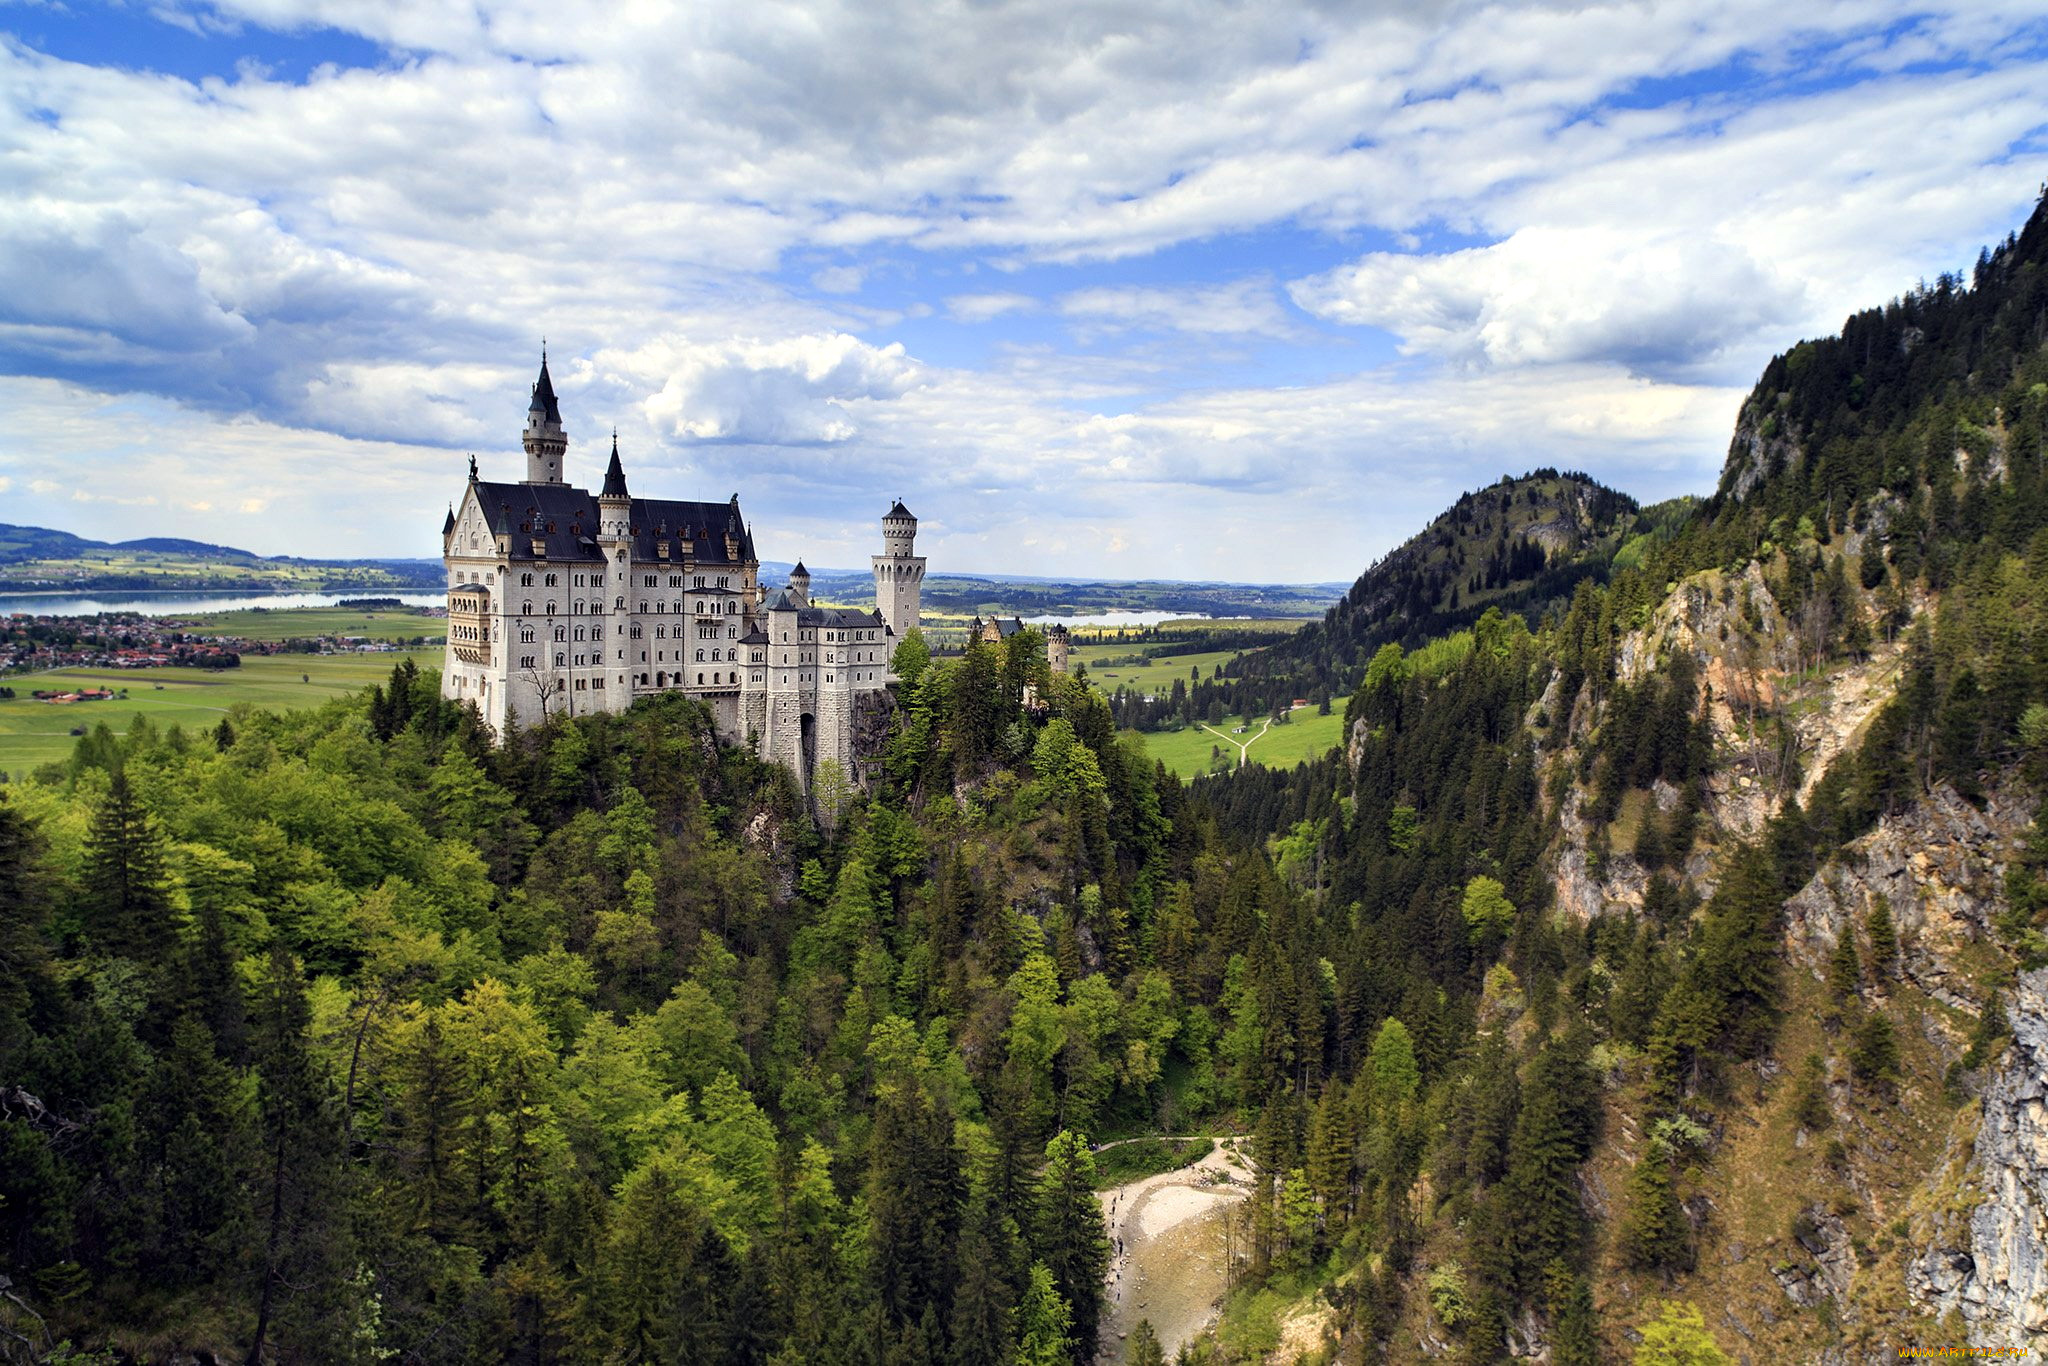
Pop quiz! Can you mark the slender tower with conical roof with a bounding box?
[871,500,924,649]
[522,349,567,485]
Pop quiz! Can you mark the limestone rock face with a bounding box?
[1911,969,2048,1347]
[1782,784,2024,1001]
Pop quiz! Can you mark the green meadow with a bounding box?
[1134,706,1347,779]
[174,606,446,643]
[0,650,439,778]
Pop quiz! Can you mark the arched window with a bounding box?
[519,572,533,587]
[521,600,532,615]
[695,649,704,662]
[545,601,556,616]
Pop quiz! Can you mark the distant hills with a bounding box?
[0,522,444,593]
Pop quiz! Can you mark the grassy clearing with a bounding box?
[1077,647,1245,696]
[0,651,438,777]
[1091,1137,1210,1190]
[175,606,446,643]
[1137,708,1346,779]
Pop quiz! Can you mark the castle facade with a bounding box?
[440,356,923,789]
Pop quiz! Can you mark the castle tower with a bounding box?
[789,560,811,608]
[871,500,925,648]
[598,432,631,541]
[1045,623,1071,674]
[522,351,568,485]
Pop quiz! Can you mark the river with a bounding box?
[1095,1138,1251,1362]
[0,590,448,618]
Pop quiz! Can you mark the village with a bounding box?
[0,609,438,677]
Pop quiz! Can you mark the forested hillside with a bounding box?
[5,192,2048,1366]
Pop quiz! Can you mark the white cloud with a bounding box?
[1059,278,1298,339]
[0,2,2045,577]
[1291,228,1804,380]
[947,292,1038,322]
[623,333,923,445]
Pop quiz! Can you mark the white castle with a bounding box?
[440,355,925,789]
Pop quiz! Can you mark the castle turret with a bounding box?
[598,431,631,542]
[1045,623,1071,674]
[789,560,811,608]
[871,500,925,650]
[522,350,567,485]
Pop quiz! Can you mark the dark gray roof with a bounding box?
[886,500,914,520]
[975,615,1028,638]
[799,606,887,629]
[739,627,768,645]
[442,506,455,535]
[791,560,809,577]
[766,589,798,611]
[472,479,757,565]
[529,356,561,423]
[601,437,628,498]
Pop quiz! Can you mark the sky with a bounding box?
[3,1,2047,582]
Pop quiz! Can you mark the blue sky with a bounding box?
[3,1,2047,581]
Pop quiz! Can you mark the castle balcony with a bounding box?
[449,584,493,664]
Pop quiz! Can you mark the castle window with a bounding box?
[644,574,656,587]
[545,601,556,616]
[520,573,533,587]
[616,596,625,611]
[554,652,565,667]
[593,574,605,587]
[695,649,704,661]
[545,573,558,587]
[522,601,531,615]
[575,679,585,691]
[630,625,642,639]
[694,576,706,588]
[520,626,535,643]
[697,673,704,684]
[669,575,681,588]
[520,654,535,668]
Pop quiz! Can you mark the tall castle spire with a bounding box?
[522,348,567,485]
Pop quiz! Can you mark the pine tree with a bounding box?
[1544,1259,1598,1366]
[1017,1262,1073,1366]
[1033,1130,1110,1362]
[1823,925,1862,1024]
[79,768,173,960]
[0,793,47,1064]
[1867,896,1898,979]
[1850,1012,1901,1087]
[1618,1139,1690,1271]
[950,1185,1021,1366]
[1125,1318,1165,1366]
[246,945,358,1364]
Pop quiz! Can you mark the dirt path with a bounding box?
[1095,1137,1251,1362]
[1198,718,1270,768]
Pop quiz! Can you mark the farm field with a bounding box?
[0,650,438,777]
[1135,706,1345,779]
[176,605,446,643]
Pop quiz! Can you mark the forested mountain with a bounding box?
[4,190,2048,1366]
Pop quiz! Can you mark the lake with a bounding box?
[0,591,448,618]
[1022,610,1209,627]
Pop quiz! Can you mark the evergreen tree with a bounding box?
[246,945,358,1364]
[1544,1259,1598,1366]
[79,768,173,960]
[1125,1318,1165,1366]
[1617,1138,1690,1271]
[1017,1262,1073,1366]
[950,1185,1021,1366]
[0,793,47,1063]
[1033,1131,1110,1362]
[1867,896,1898,979]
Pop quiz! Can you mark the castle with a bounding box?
[440,355,926,789]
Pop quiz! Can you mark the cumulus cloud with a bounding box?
[1291,228,1806,380]
[626,333,922,445]
[2,1,2046,576]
